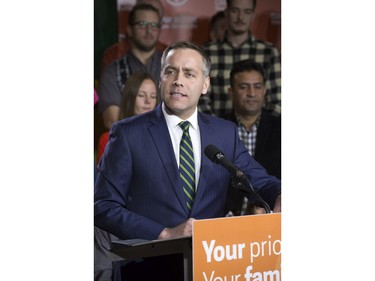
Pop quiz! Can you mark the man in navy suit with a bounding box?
[94,41,281,280]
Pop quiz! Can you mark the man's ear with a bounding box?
[201,76,210,95]
[126,25,133,38]
[228,87,233,100]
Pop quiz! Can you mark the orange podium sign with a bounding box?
[193,213,281,281]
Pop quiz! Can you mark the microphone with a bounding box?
[204,144,271,213]
[204,144,244,178]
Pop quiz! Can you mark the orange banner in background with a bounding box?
[117,0,280,49]
[193,213,281,281]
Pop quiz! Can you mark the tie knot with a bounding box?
[179,121,191,132]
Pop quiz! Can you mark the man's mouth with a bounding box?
[171,92,186,97]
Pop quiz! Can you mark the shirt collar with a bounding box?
[162,102,199,130]
[222,31,255,47]
[235,114,261,132]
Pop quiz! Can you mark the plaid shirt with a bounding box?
[237,119,259,157]
[98,51,161,114]
[228,118,259,216]
[237,116,260,215]
[200,33,281,117]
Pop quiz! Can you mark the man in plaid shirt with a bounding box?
[224,59,281,216]
[200,0,281,118]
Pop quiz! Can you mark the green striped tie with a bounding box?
[179,121,195,211]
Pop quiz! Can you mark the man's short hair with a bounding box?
[226,0,257,9]
[161,41,211,78]
[128,3,161,26]
[230,59,265,87]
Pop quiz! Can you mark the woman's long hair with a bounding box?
[120,72,159,119]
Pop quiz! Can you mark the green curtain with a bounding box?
[94,0,118,81]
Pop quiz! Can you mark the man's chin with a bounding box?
[231,29,248,36]
[131,39,157,52]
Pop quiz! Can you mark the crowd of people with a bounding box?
[94,0,281,280]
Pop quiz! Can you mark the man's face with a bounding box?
[229,70,266,116]
[128,10,161,52]
[226,0,255,35]
[160,48,210,120]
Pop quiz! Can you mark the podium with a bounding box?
[111,237,193,281]
[111,213,281,281]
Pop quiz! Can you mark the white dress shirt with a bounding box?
[162,102,201,190]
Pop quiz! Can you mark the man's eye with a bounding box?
[166,69,176,75]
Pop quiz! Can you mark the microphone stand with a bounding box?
[230,170,271,214]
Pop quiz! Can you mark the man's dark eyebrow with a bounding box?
[165,65,177,70]
[238,82,263,86]
[164,65,199,74]
[181,66,199,73]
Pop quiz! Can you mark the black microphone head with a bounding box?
[204,144,224,164]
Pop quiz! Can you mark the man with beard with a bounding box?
[200,0,281,118]
[98,3,163,130]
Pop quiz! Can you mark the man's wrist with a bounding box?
[158,228,169,239]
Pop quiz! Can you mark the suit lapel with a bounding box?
[193,113,215,208]
[148,106,190,215]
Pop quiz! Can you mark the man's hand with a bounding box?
[273,194,281,213]
[158,218,196,239]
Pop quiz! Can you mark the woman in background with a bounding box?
[97,72,159,162]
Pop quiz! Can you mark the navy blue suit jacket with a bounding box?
[94,104,281,240]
